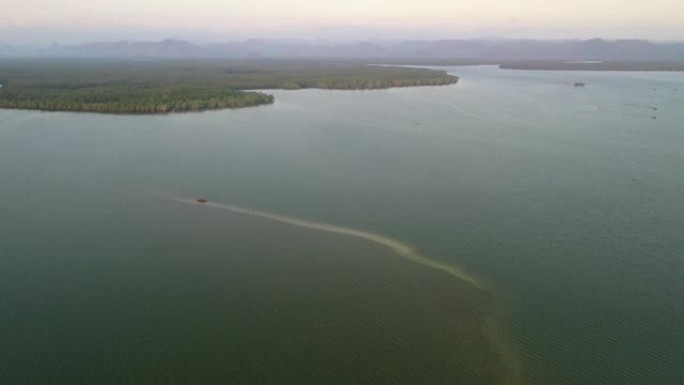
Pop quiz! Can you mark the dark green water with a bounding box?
[1,66,683,384]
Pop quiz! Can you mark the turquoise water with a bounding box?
[1,66,683,384]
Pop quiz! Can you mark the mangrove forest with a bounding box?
[0,59,459,114]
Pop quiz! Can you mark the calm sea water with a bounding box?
[1,66,683,384]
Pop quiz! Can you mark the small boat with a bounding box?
[197,198,207,203]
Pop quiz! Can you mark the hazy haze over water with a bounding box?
[3,0,684,43]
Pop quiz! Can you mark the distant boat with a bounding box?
[574,82,586,87]
[197,198,207,203]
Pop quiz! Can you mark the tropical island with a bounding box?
[0,59,458,114]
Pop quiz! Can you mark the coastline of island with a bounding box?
[0,59,458,114]
[498,60,684,72]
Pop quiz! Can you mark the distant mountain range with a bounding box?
[1,38,684,61]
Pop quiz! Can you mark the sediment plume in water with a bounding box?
[167,196,487,290]
[152,192,523,384]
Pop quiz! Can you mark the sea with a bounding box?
[1,66,683,384]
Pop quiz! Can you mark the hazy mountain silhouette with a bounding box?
[67,39,206,58]
[1,38,683,61]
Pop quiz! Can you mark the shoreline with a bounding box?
[0,59,458,116]
[0,80,458,115]
[0,101,275,115]
[499,62,684,72]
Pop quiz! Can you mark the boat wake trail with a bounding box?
[160,193,487,290]
[149,191,527,384]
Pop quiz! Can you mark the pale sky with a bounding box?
[2,0,683,43]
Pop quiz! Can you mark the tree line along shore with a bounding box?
[498,60,684,72]
[0,59,458,114]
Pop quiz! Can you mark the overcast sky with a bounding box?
[3,0,683,43]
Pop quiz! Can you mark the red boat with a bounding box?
[197,198,207,203]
